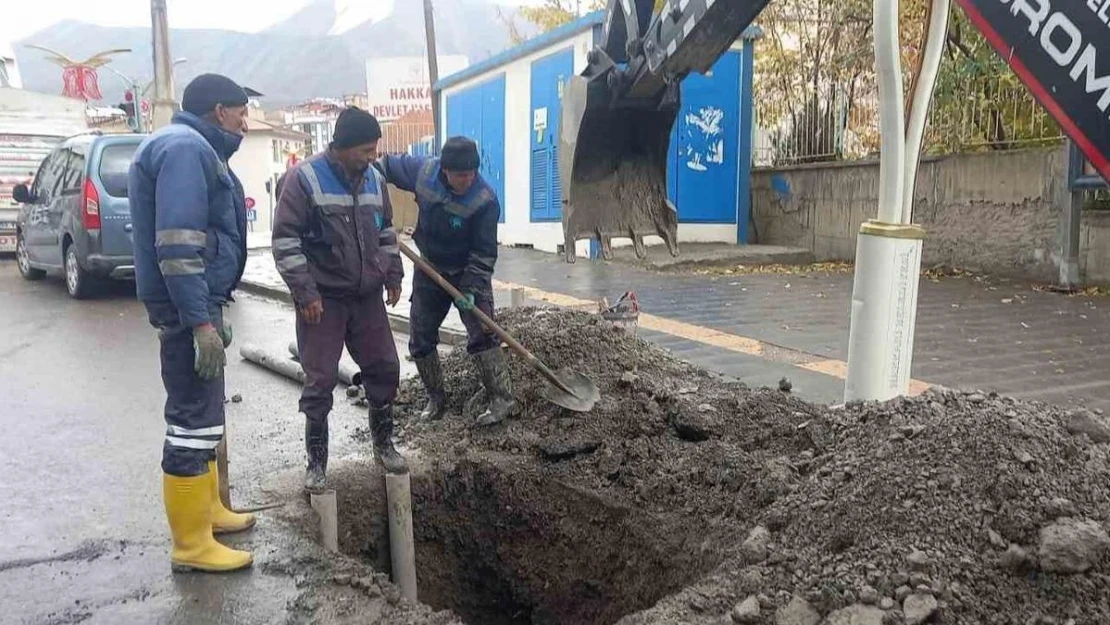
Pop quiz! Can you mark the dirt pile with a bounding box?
[354,308,1110,624]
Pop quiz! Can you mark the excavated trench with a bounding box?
[328,457,728,625]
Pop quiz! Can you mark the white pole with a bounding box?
[843,0,949,402]
[901,0,951,223]
[873,0,905,225]
[843,223,925,402]
[150,0,176,130]
[385,472,417,601]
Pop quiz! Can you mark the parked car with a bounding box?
[0,85,89,255]
[12,132,145,298]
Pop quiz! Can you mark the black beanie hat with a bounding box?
[181,74,249,116]
[331,107,382,149]
[441,136,480,171]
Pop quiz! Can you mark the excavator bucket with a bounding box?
[558,75,679,264]
[557,0,772,263]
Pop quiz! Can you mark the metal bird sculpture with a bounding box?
[25,45,131,101]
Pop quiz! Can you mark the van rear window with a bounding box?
[98,144,139,198]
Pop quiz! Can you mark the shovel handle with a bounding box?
[398,242,576,396]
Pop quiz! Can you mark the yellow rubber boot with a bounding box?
[163,473,253,573]
[207,461,256,534]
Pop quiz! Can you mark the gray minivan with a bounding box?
[13,132,145,299]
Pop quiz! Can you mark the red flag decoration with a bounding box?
[25,45,129,102]
[60,65,104,101]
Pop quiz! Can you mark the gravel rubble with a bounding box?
[364,307,1110,624]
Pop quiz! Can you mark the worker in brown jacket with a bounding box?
[272,107,406,490]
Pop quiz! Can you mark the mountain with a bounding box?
[15,0,536,108]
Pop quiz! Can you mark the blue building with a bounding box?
[435,12,758,259]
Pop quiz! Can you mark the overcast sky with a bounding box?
[1,0,549,46]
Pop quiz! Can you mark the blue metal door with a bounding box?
[668,50,742,224]
[530,47,574,222]
[446,88,481,149]
[445,76,506,223]
[480,76,506,223]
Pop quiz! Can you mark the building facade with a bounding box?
[230,112,309,235]
[435,12,758,259]
[275,99,347,156]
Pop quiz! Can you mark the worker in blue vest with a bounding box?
[129,74,255,573]
[375,137,516,427]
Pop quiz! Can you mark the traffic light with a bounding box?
[119,89,140,132]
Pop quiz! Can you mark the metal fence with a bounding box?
[379,121,435,156]
[752,69,1064,167]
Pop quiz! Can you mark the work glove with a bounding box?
[454,292,476,312]
[194,324,227,381]
[218,319,233,348]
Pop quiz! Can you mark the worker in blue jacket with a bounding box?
[375,137,516,427]
[129,74,255,573]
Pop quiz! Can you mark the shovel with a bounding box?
[398,242,600,412]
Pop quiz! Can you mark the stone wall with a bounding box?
[751,146,1072,282]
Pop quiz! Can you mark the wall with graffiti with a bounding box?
[666,49,750,234]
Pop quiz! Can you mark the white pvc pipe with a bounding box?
[844,232,924,401]
[901,0,951,224]
[874,0,905,224]
[310,490,339,553]
[385,472,418,601]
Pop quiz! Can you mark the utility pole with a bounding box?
[423,0,441,148]
[150,0,176,130]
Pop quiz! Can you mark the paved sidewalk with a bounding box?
[242,246,1110,411]
[491,247,1110,411]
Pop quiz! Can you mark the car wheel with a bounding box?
[65,245,97,299]
[16,234,46,281]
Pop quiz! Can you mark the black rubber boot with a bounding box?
[413,352,446,420]
[304,417,328,492]
[370,404,408,474]
[472,348,517,427]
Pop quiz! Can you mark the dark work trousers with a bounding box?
[296,292,400,422]
[408,270,497,359]
[147,301,227,478]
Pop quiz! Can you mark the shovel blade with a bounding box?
[541,369,601,413]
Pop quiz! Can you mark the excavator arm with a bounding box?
[560,0,1110,264]
[559,0,770,262]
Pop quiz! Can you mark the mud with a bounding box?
[325,455,724,625]
[281,308,1110,624]
[561,107,679,261]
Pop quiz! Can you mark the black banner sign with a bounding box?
[955,0,1110,185]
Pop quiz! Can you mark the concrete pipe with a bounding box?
[240,343,307,385]
[287,342,363,387]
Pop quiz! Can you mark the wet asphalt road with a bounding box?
[0,260,415,624]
